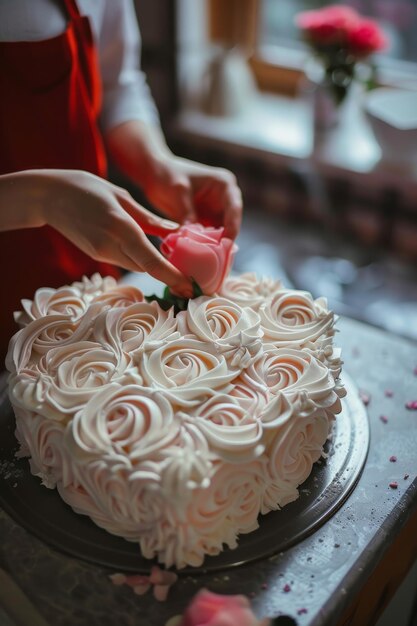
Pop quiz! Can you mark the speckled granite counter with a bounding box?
[1,316,417,626]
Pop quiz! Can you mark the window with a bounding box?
[208,0,417,94]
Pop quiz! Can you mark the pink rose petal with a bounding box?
[124,574,151,588]
[150,566,178,586]
[133,583,151,596]
[109,573,126,586]
[154,585,170,602]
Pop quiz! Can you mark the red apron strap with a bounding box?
[62,0,82,19]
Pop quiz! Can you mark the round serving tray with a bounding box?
[0,374,368,574]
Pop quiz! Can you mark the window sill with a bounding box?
[171,91,417,198]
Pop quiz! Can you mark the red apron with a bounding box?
[0,0,120,359]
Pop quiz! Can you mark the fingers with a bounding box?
[115,215,193,297]
[170,179,196,224]
[222,183,243,240]
[192,171,243,240]
[115,188,182,237]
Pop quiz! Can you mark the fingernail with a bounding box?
[160,219,180,229]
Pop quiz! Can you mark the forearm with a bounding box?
[0,170,49,231]
[105,120,171,191]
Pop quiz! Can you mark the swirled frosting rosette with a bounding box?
[13,406,73,489]
[67,383,178,464]
[5,308,97,374]
[90,284,144,308]
[93,302,179,355]
[259,289,334,347]
[139,338,237,407]
[14,286,88,328]
[242,347,342,418]
[7,271,346,570]
[263,411,331,509]
[220,273,283,310]
[70,273,118,302]
[177,296,263,368]
[180,394,264,464]
[10,341,141,422]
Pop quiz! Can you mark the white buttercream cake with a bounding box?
[6,273,345,569]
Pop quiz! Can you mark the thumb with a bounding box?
[116,189,182,237]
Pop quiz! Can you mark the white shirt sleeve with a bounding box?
[98,0,161,132]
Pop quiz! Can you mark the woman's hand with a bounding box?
[0,169,193,297]
[143,155,243,240]
[106,121,243,240]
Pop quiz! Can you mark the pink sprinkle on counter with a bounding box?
[283,584,291,593]
[380,415,388,424]
[359,391,370,406]
[384,389,394,397]
[389,482,398,489]
[405,401,417,410]
[389,456,397,462]
[297,608,308,615]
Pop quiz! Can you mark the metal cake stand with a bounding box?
[0,374,369,574]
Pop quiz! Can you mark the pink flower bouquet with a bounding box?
[296,4,387,104]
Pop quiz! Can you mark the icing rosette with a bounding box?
[11,341,141,422]
[62,456,171,541]
[156,420,214,512]
[139,338,237,407]
[14,407,73,489]
[177,296,263,369]
[185,460,268,564]
[181,395,264,464]
[5,309,97,374]
[93,302,179,355]
[70,273,118,302]
[67,383,178,465]
[263,411,331,509]
[229,373,270,417]
[242,347,342,416]
[90,284,144,308]
[220,273,283,310]
[14,285,88,328]
[259,290,334,346]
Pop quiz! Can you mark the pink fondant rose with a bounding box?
[161,224,237,295]
[180,589,270,626]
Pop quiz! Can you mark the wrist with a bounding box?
[105,120,172,190]
[0,170,50,231]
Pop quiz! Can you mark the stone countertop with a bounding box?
[1,315,417,626]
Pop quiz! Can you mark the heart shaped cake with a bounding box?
[6,272,345,569]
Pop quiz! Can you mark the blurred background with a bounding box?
[122,4,417,621]
[125,0,417,345]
